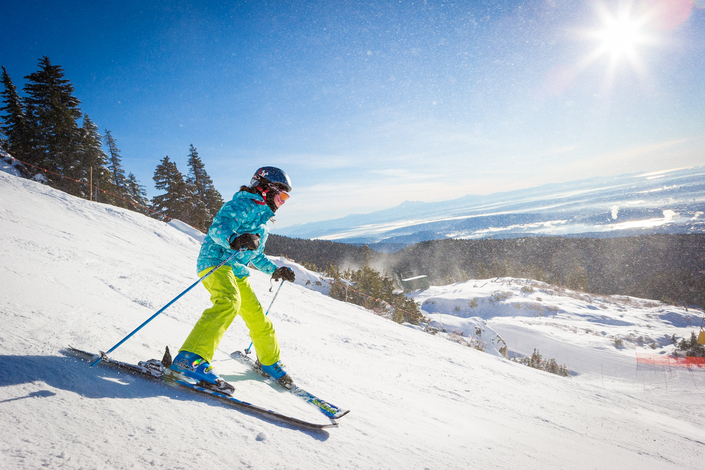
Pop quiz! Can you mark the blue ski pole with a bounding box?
[244,279,285,355]
[90,251,240,367]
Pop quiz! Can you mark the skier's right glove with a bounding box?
[272,266,296,283]
[229,233,260,251]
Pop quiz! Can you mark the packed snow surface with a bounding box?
[1,169,704,470]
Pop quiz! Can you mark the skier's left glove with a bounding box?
[229,233,260,251]
[272,266,295,283]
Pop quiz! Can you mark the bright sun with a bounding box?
[579,3,658,84]
[597,12,641,60]
[596,11,646,61]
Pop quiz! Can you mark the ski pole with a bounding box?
[90,251,240,367]
[244,279,285,355]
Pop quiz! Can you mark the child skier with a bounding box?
[170,166,296,393]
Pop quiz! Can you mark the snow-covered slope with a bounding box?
[1,169,704,470]
[412,278,704,378]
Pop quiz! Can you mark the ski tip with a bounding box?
[334,409,351,419]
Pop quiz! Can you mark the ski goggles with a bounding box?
[271,186,290,204]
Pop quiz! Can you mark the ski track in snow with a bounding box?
[1,169,704,470]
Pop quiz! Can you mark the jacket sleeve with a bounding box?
[206,200,247,250]
[249,231,278,275]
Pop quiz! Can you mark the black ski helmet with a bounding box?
[250,166,292,192]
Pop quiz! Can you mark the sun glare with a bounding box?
[578,2,659,85]
[596,11,647,61]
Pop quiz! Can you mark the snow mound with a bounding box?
[167,218,207,243]
[412,277,701,355]
[0,149,27,177]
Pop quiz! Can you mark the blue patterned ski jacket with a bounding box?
[196,191,278,278]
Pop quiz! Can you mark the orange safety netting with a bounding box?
[636,353,705,368]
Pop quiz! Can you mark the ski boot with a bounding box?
[170,350,235,395]
[257,359,294,389]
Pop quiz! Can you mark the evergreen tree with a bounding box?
[565,265,589,292]
[475,261,491,279]
[78,114,112,201]
[186,144,223,230]
[23,57,83,193]
[326,264,422,325]
[152,156,192,221]
[125,172,150,214]
[362,244,373,267]
[528,349,542,369]
[103,129,130,207]
[0,66,31,161]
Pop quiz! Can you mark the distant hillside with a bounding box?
[392,234,705,306]
[265,233,705,308]
[266,234,369,271]
[275,166,705,245]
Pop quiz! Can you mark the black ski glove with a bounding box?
[272,266,295,282]
[229,233,260,251]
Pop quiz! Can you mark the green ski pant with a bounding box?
[179,266,280,366]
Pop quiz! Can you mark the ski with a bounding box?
[230,350,350,420]
[64,346,338,430]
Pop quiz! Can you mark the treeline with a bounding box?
[265,234,705,309]
[0,57,222,231]
[393,235,705,308]
[267,235,367,269]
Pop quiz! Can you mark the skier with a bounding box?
[170,166,296,392]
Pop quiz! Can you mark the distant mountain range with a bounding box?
[275,166,705,249]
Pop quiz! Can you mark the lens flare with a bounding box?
[576,2,662,88]
[640,0,694,30]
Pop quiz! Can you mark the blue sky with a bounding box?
[1,0,704,228]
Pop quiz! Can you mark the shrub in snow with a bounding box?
[674,332,705,357]
[512,349,570,377]
[488,291,513,305]
[0,152,31,178]
[326,264,423,324]
[521,285,535,294]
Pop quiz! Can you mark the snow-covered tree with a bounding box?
[104,129,128,197]
[125,172,150,214]
[152,156,192,221]
[23,56,83,193]
[78,114,112,201]
[0,66,31,161]
[186,144,223,231]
